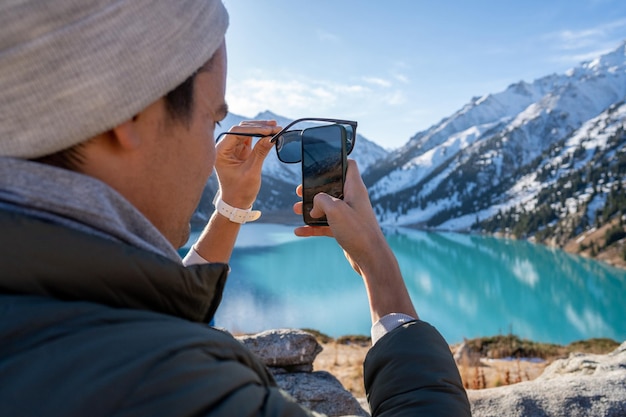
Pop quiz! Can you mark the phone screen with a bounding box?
[301,124,347,225]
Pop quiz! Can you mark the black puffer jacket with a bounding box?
[0,210,470,416]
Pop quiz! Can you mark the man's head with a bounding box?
[0,0,229,159]
[0,0,230,247]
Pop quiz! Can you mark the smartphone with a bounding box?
[301,124,347,226]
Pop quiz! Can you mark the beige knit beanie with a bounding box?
[0,0,229,158]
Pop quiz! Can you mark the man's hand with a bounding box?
[215,120,281,209]
[187,120,280,264]
[292,160,418,324]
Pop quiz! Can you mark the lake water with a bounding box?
[182,224,626,345]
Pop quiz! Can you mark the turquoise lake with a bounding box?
[183,224,626,345]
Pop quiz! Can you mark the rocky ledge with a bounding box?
[469,340,626,417]
[238,329,626,417]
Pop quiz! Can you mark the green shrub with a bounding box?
[605,225,626,247]
[301,328,333,344]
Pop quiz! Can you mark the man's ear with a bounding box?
[77,114,148,181]
[110,115,142,150]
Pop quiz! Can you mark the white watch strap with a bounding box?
[212,191,261,224]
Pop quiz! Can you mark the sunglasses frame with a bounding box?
[272,118,357,164]
[215,117,357,164]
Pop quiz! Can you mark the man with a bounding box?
[0,1,471,416]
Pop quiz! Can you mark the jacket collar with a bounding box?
[0,157,181,262]
[0,210,229,323]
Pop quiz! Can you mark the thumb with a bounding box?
[310,192,339,219]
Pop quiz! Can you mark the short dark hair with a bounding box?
[163,71,197,127]
[32,72,198,171]
[30,142,88,171]
[163,53,217,127]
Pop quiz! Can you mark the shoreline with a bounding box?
[384,218,626,271]
[311,333,622,398]
[251,217,626,271]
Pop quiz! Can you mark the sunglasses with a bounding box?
[215,118,357,164]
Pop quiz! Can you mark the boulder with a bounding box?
[237,328,322,369]
[274,371,369,417]
[237,328,368,416]
[469,341,626,417]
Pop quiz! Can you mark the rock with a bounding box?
[267,363,315,374]
[537,341,626,380]
[237,328,322,368]
[469,341,626,417]
[238,329,368,416]
[274,371,369,417]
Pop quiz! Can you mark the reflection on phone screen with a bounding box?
[301,124,346,225]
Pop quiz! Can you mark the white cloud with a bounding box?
[389,61,411,84]
[226,78,338,118]
[383,90,407,106]
[316,29,340,43]
[552,18,626,46]
[551,48,618,65]
[393,73,410,84]
[556,28,607,50]
[543,17,626,64]
[226,74,408,120]
[362,76,392,88]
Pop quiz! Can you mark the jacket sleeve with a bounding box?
[363,320,471,417]
[112,342,325,417]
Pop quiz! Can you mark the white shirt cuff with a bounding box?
[182,246,210,266]
[371,313,417,345]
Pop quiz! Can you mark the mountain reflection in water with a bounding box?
[183,224,626,344]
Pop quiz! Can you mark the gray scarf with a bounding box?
[0,156,181,262]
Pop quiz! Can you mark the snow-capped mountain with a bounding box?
[364,40,626,234]
[479,100,625,243]
[193,40,626,251]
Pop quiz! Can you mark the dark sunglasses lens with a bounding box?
[276,130,302,163]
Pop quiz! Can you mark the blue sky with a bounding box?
[222,0,626,149]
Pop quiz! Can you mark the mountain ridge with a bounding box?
[367,41,625,228]
[193,41,626,268]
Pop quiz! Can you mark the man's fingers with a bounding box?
[239,120,277,127]
[219,123,280,147]
[310,192,342,219]
[343,160,367,198]
[217,125,279,167]
[251,136,274,159]
[294,225,333,237]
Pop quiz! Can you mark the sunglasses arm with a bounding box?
[215,131,271,144]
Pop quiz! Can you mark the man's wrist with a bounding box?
[218,194,254,210]
[213,191,261,224]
